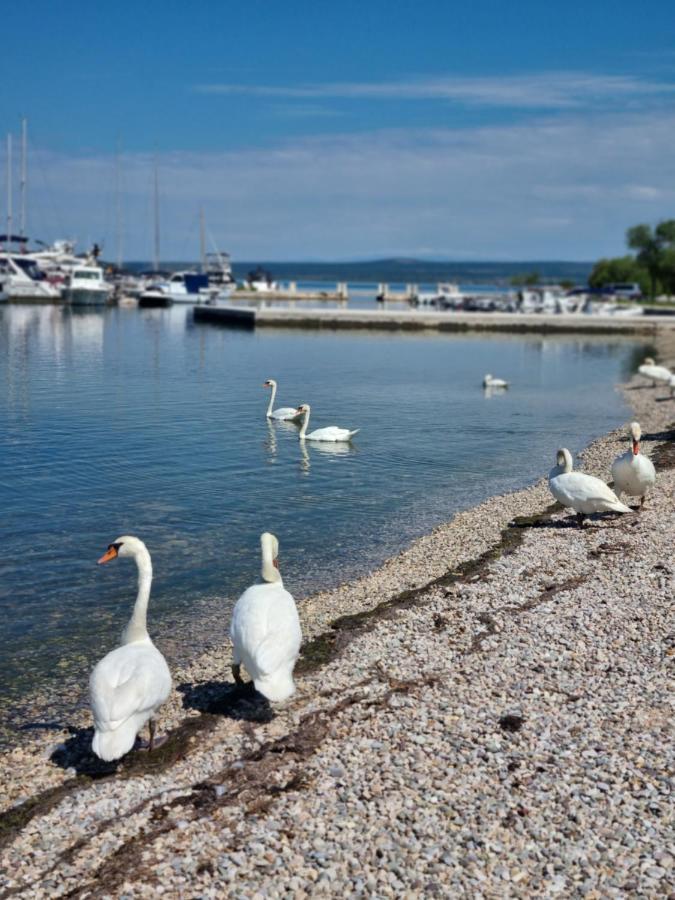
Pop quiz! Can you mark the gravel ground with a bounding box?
[0,346,673,897]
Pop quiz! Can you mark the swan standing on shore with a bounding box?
[90,536,172,761]
[483,374,509,388]
[230,532,302,702]
[611,422,656,506]
[637,357,671,387]
[548,448,631,527]
[295,403,359,442]
[263,379,302,422]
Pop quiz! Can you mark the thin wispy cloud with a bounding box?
[14,107,675,261]
[194,71,675,109]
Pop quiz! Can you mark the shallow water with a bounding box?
[0,303,644,736]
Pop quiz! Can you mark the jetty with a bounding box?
[229,281,349,303]
[193,305,675,336]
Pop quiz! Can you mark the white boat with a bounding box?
[62,265,113,306]
[143,271,231,305]
[0,251,62,300]
[242,266,277,292]
[411,283,465,308]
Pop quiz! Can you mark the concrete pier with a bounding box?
[192,305,675,336]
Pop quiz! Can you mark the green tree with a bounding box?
[626,219,675,298]
[589,256,651,296]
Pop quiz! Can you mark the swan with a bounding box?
[296,403,359,442]
[637,357,671,387]
[483,374,509,388]
[89,536,172,761]
[230,532,302,702]
[264,379,302,421]
[548,448,631,527]
[611,422,656,506]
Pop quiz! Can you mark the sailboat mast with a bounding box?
[6,134,13,250]
[153,154,160,271]
[115,139,123,269]
[199,208,206,273]
[19,118,27,239]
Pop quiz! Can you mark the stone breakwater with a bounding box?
[0,342,674,896]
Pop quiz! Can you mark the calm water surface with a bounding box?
[0,304,644,736]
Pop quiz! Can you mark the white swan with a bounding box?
[230,532,302,702]
[89,536,172,761]
[548,448,631,527]
[296,403,359,442]
[483,374,509,388]
[264,379,302,421]
[637,357,671,387]
[611,422,656,506]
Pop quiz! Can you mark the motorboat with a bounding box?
[204,251,236,289]
[409,283,465,308]
[0,250,62,300]
[142,270,231,304]
[242,266,277,292]
[62,265,113,306]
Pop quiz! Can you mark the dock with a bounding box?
[192,305,675,336]
[229,281,349,303]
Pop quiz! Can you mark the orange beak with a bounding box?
[273,558,279,569]
[98,546,119,565]
[263,383,270,387]
[632,440,640,456]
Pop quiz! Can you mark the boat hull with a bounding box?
[64,288,112,306]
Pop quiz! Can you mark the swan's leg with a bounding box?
[576,512,586,528]
[149,718,156,752]
[232,663,244,685]
[640,495,646,509]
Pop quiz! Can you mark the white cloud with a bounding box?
[12,109,675,261]
[194,71,675,110]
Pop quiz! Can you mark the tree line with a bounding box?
[590,220,675,299]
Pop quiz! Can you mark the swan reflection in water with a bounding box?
[299,438,355,474]
[483,384,509,400]
[264,418,300,462]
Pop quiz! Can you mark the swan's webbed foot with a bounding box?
[232,663,244,686]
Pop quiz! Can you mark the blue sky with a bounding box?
[2,0,675,260]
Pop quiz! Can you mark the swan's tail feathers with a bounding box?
[347,429,360,439]
[254,670,296,703]
[92,722,138,761]
[606,498,632,514]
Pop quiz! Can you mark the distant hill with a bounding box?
[123,258,593,285]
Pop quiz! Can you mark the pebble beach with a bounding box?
[1,334,674,897]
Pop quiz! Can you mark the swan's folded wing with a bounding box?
[563,473,630,510]
[90,649,170,729]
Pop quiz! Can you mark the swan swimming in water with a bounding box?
[230,532,302,702]
[548,448,631,527]
[637,357,671,387]
[263,379,303,422]
[295,403,359,442]
[611,422,656,507]
[483,374,509,389]
[89,536,172,761]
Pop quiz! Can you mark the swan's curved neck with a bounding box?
[261,541,282,584]
[266,382,277,416]
[122,549,152,644]
[299,407,310,438]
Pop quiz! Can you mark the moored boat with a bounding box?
[62,265,113,306]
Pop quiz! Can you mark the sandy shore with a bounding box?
[1,337,673,896]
